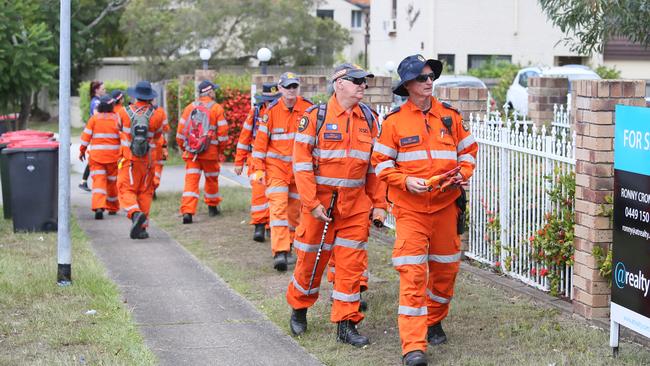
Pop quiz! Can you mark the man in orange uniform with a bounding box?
[371,55,478,366]
[234,82,280,242]
[286,63,386,347]
[79,94,121,219]
[153,118,170,198]
[251,72,312,271]
[118,81,167,240]
[176,80,229,223]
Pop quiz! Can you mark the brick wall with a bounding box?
[436,87,488,121]
[528,77,568,125]
[572,79,647,319]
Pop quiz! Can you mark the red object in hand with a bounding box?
[425,166,461,189]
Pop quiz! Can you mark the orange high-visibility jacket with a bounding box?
[234,103,268,167]
[293,95,387,217]
[251,96,313,179]
[119,101,166,162]
[80,112,122,163]
[176,96,228,161]
[371,97,478,213]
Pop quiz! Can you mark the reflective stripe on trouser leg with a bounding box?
[249,174,270,225]
[329,210,369,323]
[286,210,331,311]
[392,205,432,355]
[202,160,221,206]
[105,162,120,212]
[89,159,107,211]
[117,160,154,220]
[153,162,163,189]
[426,203,461,326]
[180,160,202,214]
[268,178,292,256]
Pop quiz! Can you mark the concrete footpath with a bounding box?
[71,168,321,365]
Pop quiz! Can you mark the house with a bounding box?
[314,0,370,65]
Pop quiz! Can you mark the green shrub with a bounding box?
[310,93,330,104]
[467,57,519,79]
[78,80,129,122]
[595,65,622,79]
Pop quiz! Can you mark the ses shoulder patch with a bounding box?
[262,114,269,123]
[298,116,309,132]
[462,119,470,132]
[399,135,420,146]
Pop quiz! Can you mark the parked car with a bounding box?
[506,65,601,115]
[432,75,496,112]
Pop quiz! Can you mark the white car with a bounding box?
[506,66,601,115]
[432,75,495,112]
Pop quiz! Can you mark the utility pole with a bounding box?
[57,0,72,286]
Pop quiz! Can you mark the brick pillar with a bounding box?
[362,76,393,109]
[436,87,488,121]
[527,77,568,125]
[573,79,647,319]
[252,74,328,101]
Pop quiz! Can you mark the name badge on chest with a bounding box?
[400,135,420,146]
[323,132,343,141]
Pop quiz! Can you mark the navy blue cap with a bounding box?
[99,94,114,105]
[254,82,281,103]
[198,80,219,93]
[127,80,158,101]
[393,55,443,96]
[111,89,124,102]
[331,63,374,81]
[278,72,300,87]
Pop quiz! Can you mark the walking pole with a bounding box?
[307,190,338,292]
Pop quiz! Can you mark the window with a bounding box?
[555,56,587,66]
[317,9,334,19]
[467,55,512,70]
[392,0,397,18]
[351,10,363,28]
[438,54,455,73]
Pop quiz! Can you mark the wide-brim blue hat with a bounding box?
[393,55,443,96]
[127,81,158,101]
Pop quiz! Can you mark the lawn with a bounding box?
[0,216,156,365]
[28,120,84,137]
[149,187,650,366]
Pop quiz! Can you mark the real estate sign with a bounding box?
[611,105,650,349]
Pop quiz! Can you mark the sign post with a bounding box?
[611,105,650,355]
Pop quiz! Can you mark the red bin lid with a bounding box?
[2,130,54,138]
[6,140,59,149]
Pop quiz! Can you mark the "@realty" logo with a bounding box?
[615,262,650,297]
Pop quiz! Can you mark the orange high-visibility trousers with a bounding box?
[248,160,269,225]
[180,159,222,214]
[392,203,461,356]
[267,177,300,255]
[117,160,155,222]
[327,256,369,292]
[286,207,369,324]
[153,159,164,190]
[89,159,119,212]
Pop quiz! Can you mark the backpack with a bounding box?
[126,105,155,157]
[313,102,376,146]
[181,101,215,155]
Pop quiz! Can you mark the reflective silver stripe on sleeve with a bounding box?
[270,220,289,227]
[107,176,117,181]
[313,149,346,159]
[375,160,395,175]
[93,133,120,139]
[204,192,221,199]
[334,237,368,250]
[373,142,397,158]
[218,119,228,127]
[295,133,315,145]
[292,275,319,295]
[428,252,462,263]
[89,170,106,176]
[332,290,361,302]
[182,192,200,198]
[258,125,268,134]
[457,135,476,152]
[431,150,458,160]
[293,162,313,172]
[266,186,289,194]
[458,153,476,164]
[251,203,269,212]
[204,172,220,177]
[396,150,428,162]
[289,192,300,200]
[427,289,451,304]
[80,141,90,146]
[272,128,285,133]
[294,239,333,253]
[83,128,92,134]
[186,168,203,175]
[314,176,365,188]
[252,151,266,159]
[89,145,120,150]
[398,305,428,316]
[348,149,370,160]
[267,152,292,162]
[122,127,131,133]
[218,136,229,142]
[271,132,296,141]
[176,133,187,140]
[120,140,130,147]
[392,255,428,266]
[243,123,253,131]
[237,143,250,150]
[92,188,107,195]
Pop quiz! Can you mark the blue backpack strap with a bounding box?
[441,101,461,115]
[358,102,376,132]
[383,106,401,121]
[315,103,328,136]
[251,103,262,138]
[265,98,280,112]
[302,97,314,105]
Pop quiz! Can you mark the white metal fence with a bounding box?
[380,104,576,299]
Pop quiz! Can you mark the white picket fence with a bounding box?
[379,104,576,299]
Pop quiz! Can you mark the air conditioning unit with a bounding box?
[388,18,397,36]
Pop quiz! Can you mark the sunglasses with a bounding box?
[414,72,436,82]
[283,83,299,89]
[340,76,367,86]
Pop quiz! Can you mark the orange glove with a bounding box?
[425,166,461,190]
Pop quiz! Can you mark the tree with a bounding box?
[121,0,351,80]
[538,0,650,55]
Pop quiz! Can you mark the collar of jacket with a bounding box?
[328,94,363,118]
[404,96,441,119]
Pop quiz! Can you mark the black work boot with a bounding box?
[182,213,192,224]
[290,308,308,336]
[336,320,369,347]
[359,298,368,312]
[273,252,288,272]
[208,205,220,217]
[427,322,447,345]
[137,230,149,239]
[130,212,146,239]
[253,224,265,242]
[266,228,271,240]
[403,350,428,366]
[94,209,104,220]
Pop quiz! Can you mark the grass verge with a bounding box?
[29,120,84,137]
[0,215,156,365]
[150,187,650,365]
